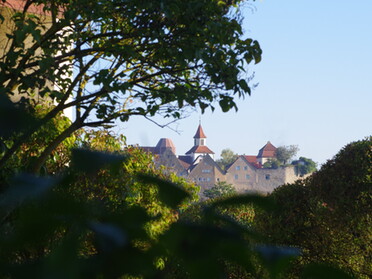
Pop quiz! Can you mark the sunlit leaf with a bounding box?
[137,174,190,209]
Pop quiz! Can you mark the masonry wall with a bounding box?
[188,160,218,194]
[225,158,302,193]
[226,157,258,192]
[155,149,187,177]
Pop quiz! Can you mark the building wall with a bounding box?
[155,149,187,177]
[226,157,258,192]
[188,159,218,194]
[225,158,302,194]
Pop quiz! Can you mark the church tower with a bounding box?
[194,124,207,146]
[185,124,215,162]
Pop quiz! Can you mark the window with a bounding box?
[207,178,211,182]
[216,178,220,182]
[265,174,270,180]
[202,169,211,173]
[203,178,207,182]
[200,139,205,145]
[198,177,202,181]
[234,174,238,180]
[235,166,240,171]
[246,174,250,179]
[244,166,248,171]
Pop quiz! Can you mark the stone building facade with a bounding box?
[140,124,305,195]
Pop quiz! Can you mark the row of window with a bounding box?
[234,174,271,180]
[235,166,249,171]
[234,174,250,180]
[195,174,271,182]
[198,177,211,182]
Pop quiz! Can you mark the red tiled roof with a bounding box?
[241,155,262,168]
[193,124,207,139]
[257,141,277,158]
[185,145,214,155]
[154,138,176,154]
[244,155,257,164]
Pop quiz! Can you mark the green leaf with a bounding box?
[137,174,190,209]
[211,194,277,212]
[71,149,128,174]
[301,263,354,279]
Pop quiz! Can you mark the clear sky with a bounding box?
[115,0,372,167]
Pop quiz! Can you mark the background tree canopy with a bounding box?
[216,148,239,170]
[0,0,261,173]
[203,181,237,199]
[275,145,299,165]
[291,157,317,176]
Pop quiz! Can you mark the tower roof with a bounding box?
[185,145,215,155]
[257,141,277,158]
[154,138,176,154]
[193,124,207,139]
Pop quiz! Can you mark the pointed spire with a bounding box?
[193,124,207,139]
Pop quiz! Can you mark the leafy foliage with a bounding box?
[216,148,239,170]
[255,137,372,278]
[0,146,312,279]
[262,158,281,169]
[292,157,317,176]
[275,145,299,165]
[203,181,237,199]
[0,1,361,278]
[0,0,262,173]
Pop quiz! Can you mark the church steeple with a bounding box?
[193,124,207,146]
[185,124,214,162]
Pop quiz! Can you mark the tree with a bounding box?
[203,181,237,199]
[0,0,262,173]
[262,158,280,169]
[275,145,299,165]
[292,157,317,176]
[216,148,239,170]
[255,137,372,278]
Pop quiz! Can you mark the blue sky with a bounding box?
[116,0,372,166]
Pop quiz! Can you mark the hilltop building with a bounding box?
[140,124,303,196]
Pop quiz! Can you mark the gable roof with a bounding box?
[226,155,262,171]
[193,124,207,139]
[185,145,215,155]
[178,159,191,170]
[257,141,277,158]
[188,154,224,174]
[243,155,262,168]
[244,155,257,164]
